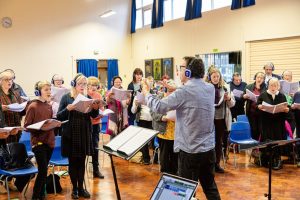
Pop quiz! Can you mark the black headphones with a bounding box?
[34,81,41,96]
[263,62,275,71]
[3,69,16,80]
[253,72,265,80]
[51,74,64,85]
[185,58,198,78]
[232,72,242,82]
[111,76,123,87]
[71,73,84,87]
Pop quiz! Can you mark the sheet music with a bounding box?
[246,89,259,102]
[166,110,176,121]
[279,80,299,95]
[111,87,132,102]
[0,126,23,133]
[136,91,146,105]
[21,96,30,101]
[117,128,158,157]
[51,86,69,103]
[104,126,141,151]
[72,94,94,113]
[214,94,224,107]
[262,101,288,114]
[26,119,66,131]
[99,109,114,116]
[7,101,28,112]
[232,89,244,98]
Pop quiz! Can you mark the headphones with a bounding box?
[263,62,275,71]
[232,72,242,82]
[3,69,16,80]
[111,76,123,87]
[253,72,265,80]
[185,58,197,78]
[34,81,41,96]
[71,73,84,87]
[51,74,64,85]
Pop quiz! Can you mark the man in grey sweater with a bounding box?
[143,57,221,200]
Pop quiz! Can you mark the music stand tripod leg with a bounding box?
[110,154,121,200]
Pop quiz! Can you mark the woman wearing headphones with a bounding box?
[205,67,235,173]
[57,73,101,199]
[106,76,130,138]
[24,81,59,200]
[243,72,267,141]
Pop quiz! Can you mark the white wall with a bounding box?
[131,0,300,83]
[0,0,133,96]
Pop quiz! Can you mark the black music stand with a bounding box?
[98,126,158,200]
[241,138,300,200]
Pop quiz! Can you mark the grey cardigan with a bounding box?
[150,111,167,134]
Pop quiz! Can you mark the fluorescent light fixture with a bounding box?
[100,10,116,18]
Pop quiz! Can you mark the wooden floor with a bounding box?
[2,137,300,200]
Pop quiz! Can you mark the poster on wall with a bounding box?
[145,60,153,78]
[162,58,173,79]
[153,59,162,80]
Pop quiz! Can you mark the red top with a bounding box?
[88,91,102,125]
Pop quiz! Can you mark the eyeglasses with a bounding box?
[3,78,13,82]
[77,83,87,87]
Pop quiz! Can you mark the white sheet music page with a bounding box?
[7,101,28,112]
[117,128,158,157]
[111,87,132,102]
[51,86,69,103]
[26,119,62,131]
[104,126,141,151]
[72,93,94,113]
[246,89,259,103]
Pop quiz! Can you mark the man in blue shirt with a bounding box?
[143,57,221,200]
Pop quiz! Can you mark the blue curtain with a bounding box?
[192,0,202,19]
[131,0,136,33]
[107,59,119,90]
[243,0,255,7]
[151,0,157,29]
[184,0,193,21]
[77,59,98,77]
[231,0,242,10]
[156,0,164,27]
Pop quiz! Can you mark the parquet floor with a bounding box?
[1,136,300,200]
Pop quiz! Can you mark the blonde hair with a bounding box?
[70,74,87,97]
[87,76,100,86]
[35,81,51,91]
[0,71,14,85]
[205,67,226,88]
[268,77,280,88]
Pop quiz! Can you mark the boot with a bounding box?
[93,169,104,179]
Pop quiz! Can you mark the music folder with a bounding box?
[102,125,158,160]
[240,138,300,151]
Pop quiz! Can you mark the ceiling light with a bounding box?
[100,10,116,18]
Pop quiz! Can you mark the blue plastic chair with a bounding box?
[19,131,34,158]
[49,136,69,195]
[151,137,160,168]
[237,115,249,123]
[100,115,108,145]
[229,121,259,167]
[0,143,38,200]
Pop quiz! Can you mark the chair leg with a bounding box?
[5,176,10,200]
[222,147,226,169]
[233,144,237,168]
[23,174,33,197]
[52,165,57,195]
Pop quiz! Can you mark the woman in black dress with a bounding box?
[57,73,101,199]
[257,78,289,170]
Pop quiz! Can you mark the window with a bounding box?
[144,8,152,26]
[164,0,172,22]
[136,9,143,29]
[213,0,231,9]
[173,0,186,20]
